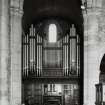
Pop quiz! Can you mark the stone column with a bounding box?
[0,0,10,105]
[83,9,100,105]
[10,0,24,105]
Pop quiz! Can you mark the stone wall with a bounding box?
[82,0,105,105]
[0,0,105,105]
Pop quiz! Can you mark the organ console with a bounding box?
[22,24,80,78]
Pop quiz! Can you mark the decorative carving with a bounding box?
[10,0,24,16]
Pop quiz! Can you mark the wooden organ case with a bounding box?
[22,24,81,105]
[22,24,80,78]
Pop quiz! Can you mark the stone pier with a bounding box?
[0,0,10,105]
[10,0,24,105]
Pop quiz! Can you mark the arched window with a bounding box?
[48,24,57,43]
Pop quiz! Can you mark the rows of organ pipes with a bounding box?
[62,25,80,76]
[22,24,80,77]
[22,25,43,77]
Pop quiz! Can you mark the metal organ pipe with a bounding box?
[37,35,39,76]
[57,41,60,67]
[31,25,34,73]
[67,35,69,76]
[44,41,47,66]
[66,36,67,75]
[24,34,28,77]
[22,35,24,76]
[24,35,26,76]
[40,37,42,75]
[29,26,32,73]
[70,28,72,73]
[63,37,64,75]
[70,24,76,74]
[25,36,27,76]
[60,41,61,67]
[76,35,78,75]
[33,28,36,73]
[39,36,41,76]
[30,25,36,76]
[60,40,62,68]
[40,36,41,76]
[24,35,25,76]
[26,35,29,76]
[77,34,80,76]
[64,36,66,76]
[38,35,40,76]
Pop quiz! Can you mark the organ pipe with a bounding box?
[22,35,24,76]
[57,41,60,66]
[29,27,32,73]
[63,37,64,75]
[64,36,66,76]
[77,34,80,75]
[40,38,42,75]
[26,34,29,76]
[70,28,72,72]
[24,35,26,76]
[37,35,39,76]
[77,35,79,75]
[33,28,35,73]
[67,35,69,76]
[69,24,76,75]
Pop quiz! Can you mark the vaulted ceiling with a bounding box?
[23,0,83,35]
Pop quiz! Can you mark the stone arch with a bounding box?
[99,53,105,83]
[100,54,105,73]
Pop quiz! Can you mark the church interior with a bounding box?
[0,0,105,105]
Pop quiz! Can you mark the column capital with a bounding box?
[10,7,23,17]
[10,0,24,16]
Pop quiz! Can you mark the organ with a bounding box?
[22,24,80,78]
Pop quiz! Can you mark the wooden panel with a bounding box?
[23,83,43,105]
[63,84,79,105]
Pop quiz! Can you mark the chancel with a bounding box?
[0,0,105,105]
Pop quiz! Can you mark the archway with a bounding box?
[99,54,105,82]
[22,1,83,105]
[9,0,83,105]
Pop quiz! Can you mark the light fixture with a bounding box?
[81,5,86,10]
[81,0,87,10]
[48,24,57,43]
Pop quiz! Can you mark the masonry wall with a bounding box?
[0,0,105,105]
[83,0,105,105]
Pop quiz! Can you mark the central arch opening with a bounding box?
[22,0,83,105]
